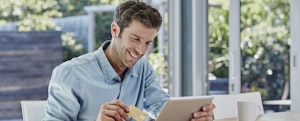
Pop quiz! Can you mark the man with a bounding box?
[44,0,215,121]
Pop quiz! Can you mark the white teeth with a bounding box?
[129,51,138,58]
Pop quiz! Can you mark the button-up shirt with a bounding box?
[43,41,170,121]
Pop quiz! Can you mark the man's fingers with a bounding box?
[100,100,130,121]
[193,111,209,118]
[109,100,130,112]
[191,115,214,121]
[108,104,130,121]
[192,104,215,120]
[202,103,216,111]
[101,108,123,121]
[200,116,213,121]
[104,104,129,119]
[193,109,214,118]
[98,115,115,121]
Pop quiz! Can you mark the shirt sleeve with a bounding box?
[143,60,170,119]
[43,65,81,121]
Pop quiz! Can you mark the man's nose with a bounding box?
[135,43,147,55]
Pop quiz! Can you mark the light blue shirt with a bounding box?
[43,41,170,121]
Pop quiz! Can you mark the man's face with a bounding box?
[114,21,156,68]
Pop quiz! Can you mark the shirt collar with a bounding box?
[96,40,138,83]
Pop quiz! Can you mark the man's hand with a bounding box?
[190,103,216,121]
[96,100,130,121]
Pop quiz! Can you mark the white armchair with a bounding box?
[21,100,47,121]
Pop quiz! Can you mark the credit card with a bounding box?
[128,105,148,121]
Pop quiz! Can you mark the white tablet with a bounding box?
[155,95,214,121]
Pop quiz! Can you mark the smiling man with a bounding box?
[43,1,215,121]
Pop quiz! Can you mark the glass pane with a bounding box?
[240,0,290,112]
[208,0,230,95]
[208,0,291,112]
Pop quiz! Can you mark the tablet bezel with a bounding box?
[156,95,214,121]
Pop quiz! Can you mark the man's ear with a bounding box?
[111,22,120,38]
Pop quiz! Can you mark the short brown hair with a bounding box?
[113,0,162,36]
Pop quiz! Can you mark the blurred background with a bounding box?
[0,0,297,120]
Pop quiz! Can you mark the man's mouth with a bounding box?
[128,50,138,58]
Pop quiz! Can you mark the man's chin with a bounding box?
[125,63,134,68]
[125,61,137,68]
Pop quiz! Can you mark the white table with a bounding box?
[214,111,300,121]
[263,100,291,105]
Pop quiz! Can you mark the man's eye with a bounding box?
[132,38,139,41]
[146,42,152,46]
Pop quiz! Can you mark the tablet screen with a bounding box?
[156,95,213,121]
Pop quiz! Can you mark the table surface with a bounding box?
[263,100,291,105]
[214,111,300,121]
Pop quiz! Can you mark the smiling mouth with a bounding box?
[128,50,138,58]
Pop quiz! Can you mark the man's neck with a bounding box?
[104,44,127,80]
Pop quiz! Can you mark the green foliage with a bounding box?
[17,15,57,31]
[61,32,85,61]
[148,53,168,77]
[0,0,125,61]
[57,0,102,17]
[0,0,62,31]
[148,53,168,88]
[240,0,290,100]
[56,0,124,17]
[95,12,115,48]
[208,0,229,77]
[209,0,290,100]
[55,0,125,48]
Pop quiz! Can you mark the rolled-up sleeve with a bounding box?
[43,65,81,121]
